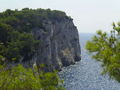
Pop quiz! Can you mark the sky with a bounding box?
[0,0,120,33]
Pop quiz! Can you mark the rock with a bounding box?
[30,18,81,71]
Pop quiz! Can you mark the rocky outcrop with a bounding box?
[22,18,81,71]
[29,18,81,71]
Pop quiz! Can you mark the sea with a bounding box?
[59,33,120,90]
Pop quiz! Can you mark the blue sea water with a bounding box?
[59,33,120,90]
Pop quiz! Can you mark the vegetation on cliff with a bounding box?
[86,22,120,82]
[0,8,67,89]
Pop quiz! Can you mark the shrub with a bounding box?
[0,64,65,90]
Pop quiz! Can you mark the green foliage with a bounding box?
[0,30,38,62]
[0,64,65,90]
[86,22,120,82]
[0,8,68,32]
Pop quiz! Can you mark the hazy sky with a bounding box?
[0,0,120,33]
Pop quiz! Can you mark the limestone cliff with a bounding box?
[29,18,81,71]
[0,8,81,71]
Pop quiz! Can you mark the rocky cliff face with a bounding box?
[29,18,81,71]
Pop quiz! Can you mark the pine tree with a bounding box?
[86,22,120,82]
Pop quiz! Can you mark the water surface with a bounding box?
[59,33,120,90]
